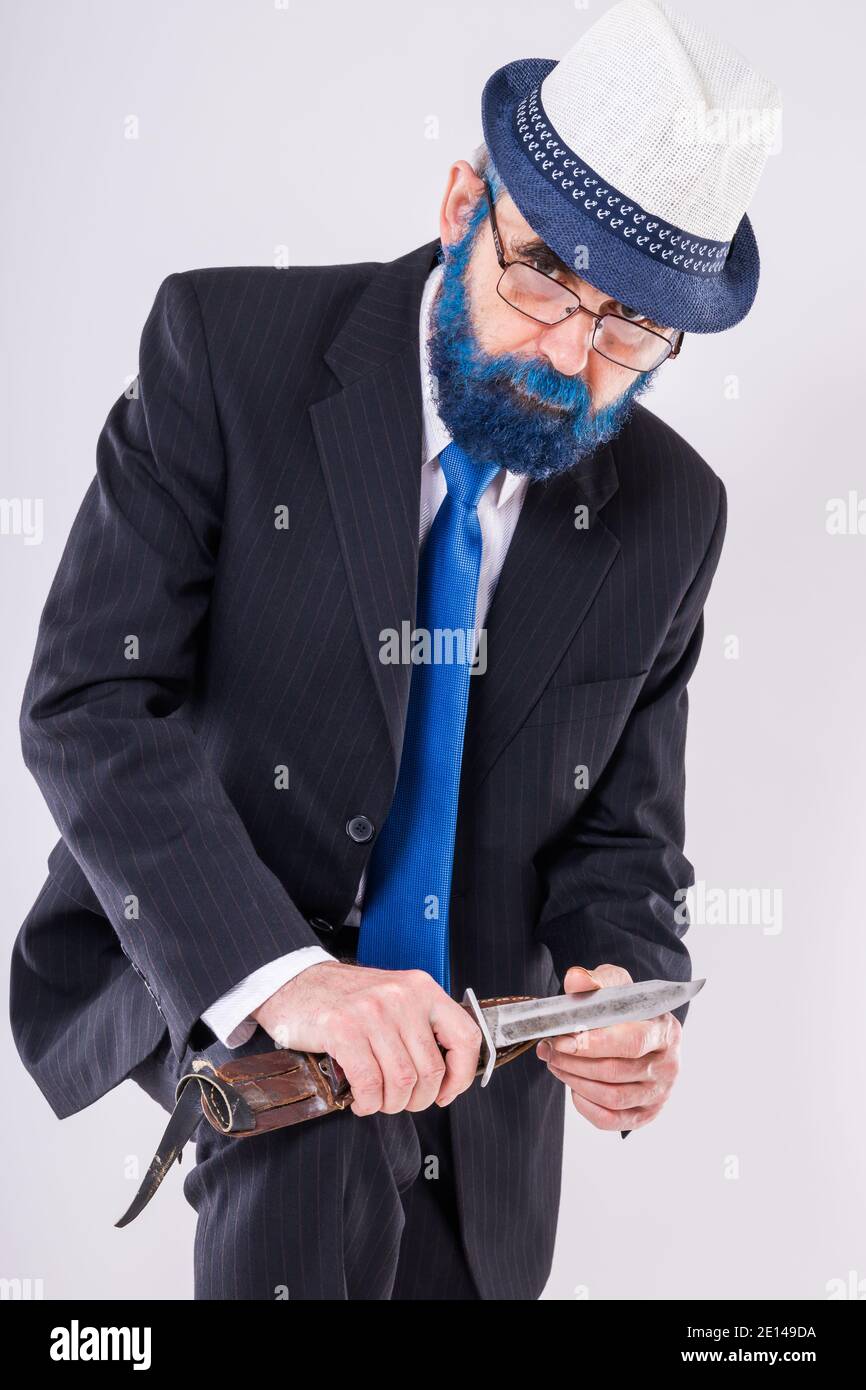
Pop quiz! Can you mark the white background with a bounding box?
[1,0,863,1300]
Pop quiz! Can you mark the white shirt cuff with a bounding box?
[200,945,335,1048]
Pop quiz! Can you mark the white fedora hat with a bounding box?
[481,0,782,332]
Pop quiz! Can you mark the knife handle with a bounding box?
[287,990,540,1098]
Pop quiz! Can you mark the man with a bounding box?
[10,0,780,1299]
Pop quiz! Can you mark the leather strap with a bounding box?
[114,1079,205,1228]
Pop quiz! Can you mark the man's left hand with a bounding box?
[536,964,682,1132]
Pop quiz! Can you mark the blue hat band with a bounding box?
[514,85,732,279]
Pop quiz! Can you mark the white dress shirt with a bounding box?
[201,261,530,1047]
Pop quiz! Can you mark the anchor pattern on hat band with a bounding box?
[514,86,731,277]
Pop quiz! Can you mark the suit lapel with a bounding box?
[309,239,441,780]
[461,445,621,789]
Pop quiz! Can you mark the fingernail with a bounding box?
[537,1042,551,1060]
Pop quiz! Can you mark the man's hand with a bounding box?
[252,961,481,1117]
[536,964,682,1132]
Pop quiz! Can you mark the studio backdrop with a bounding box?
[1,0,863,1301]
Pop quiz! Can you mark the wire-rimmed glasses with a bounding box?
[483,180,684,373]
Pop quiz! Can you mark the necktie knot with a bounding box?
[439,440,501,510]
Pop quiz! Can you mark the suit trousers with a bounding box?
[129,1027,482,1300]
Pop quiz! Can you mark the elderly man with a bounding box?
[11,0,780,1299]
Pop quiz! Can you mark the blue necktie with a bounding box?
[356,441,501,992]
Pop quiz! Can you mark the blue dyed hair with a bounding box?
[477,148,505,205]
[428,143,660,480]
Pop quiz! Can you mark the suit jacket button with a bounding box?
[309,916,336,934]
[346,815,374,844]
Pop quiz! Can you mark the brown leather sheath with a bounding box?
[115,994,540,1227]
[188,993,538,1137]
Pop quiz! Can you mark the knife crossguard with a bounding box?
[461,986,498,1086]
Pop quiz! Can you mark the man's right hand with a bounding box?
[251,960,482,1116]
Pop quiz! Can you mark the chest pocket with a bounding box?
[521,670,648,730]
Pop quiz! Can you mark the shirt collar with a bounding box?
[419,261,525,510]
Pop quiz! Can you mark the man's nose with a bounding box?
[537,308,595,377]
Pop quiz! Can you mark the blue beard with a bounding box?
[427,195,660,481]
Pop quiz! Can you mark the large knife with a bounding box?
[116,977,703,1226]
[463,977,704,1085]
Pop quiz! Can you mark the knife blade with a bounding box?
[463,978,704,1086]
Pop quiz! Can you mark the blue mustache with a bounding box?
[465,342,594,416]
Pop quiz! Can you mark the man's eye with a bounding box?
[617,304,645,321]
[526,255,566,281]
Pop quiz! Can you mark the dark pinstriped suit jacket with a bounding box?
[11,236,726,1299]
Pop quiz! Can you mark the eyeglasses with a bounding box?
[482,180,684,374]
